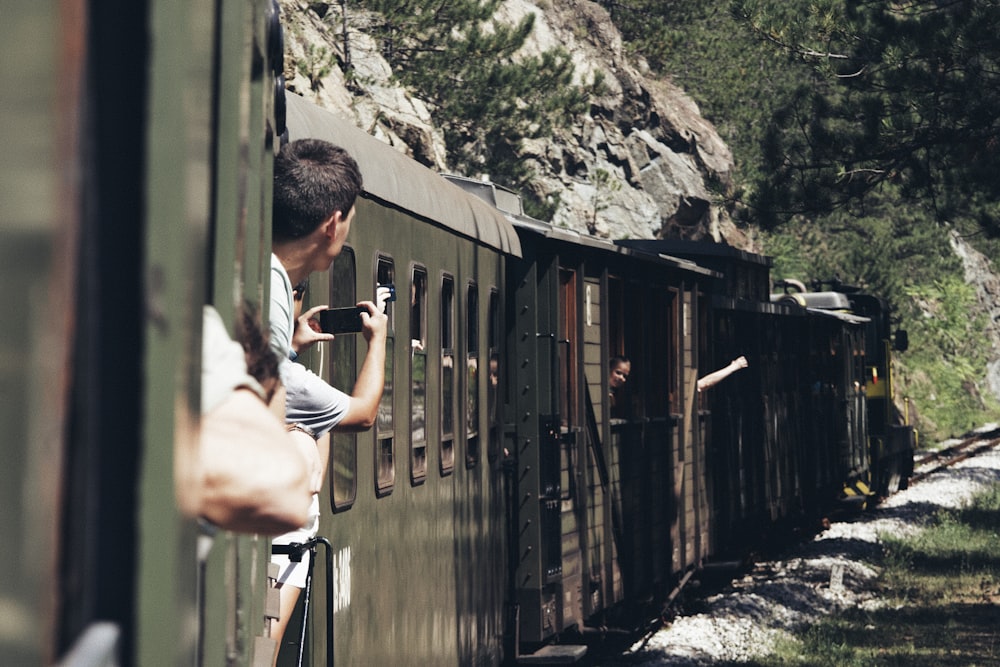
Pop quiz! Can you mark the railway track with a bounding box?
[910,425,1000,484]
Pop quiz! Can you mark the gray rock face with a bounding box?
[950,232,1000,402]
[280,0,744,245]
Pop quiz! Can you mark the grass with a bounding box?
[734,483,1000,667]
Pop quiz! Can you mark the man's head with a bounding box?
[272,139,363,245]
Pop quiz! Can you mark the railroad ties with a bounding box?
[911,424,1000,484]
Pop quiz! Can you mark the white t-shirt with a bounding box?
[201,305,266,413]
[269,254,350,436]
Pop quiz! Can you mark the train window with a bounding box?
[695,292,709,412]
[328,246,358,511]
[465,282,479,468]
[607,276,626,419]
[376,255,395,497]
[645,286,670,416]
[487,288,501,464]
[559,269,578,428]
[669,288,680,415]
[440,274,455,475]
[410,265,427,485]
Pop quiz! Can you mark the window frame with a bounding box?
[409,264,428,485]
[439,272,456,476]
[375,254,396,497]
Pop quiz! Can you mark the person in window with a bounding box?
[697,355,749,392]
[608,355,631,417]
[268,139,390,663]
[189,305,313,535]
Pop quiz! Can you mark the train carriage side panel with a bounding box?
[4,3,88,663]
[557,260,587,635]
[507,236,564,647]
[200,1,288,665]
[145,0,276,664]
[16,0,289,663]
[283,93,517,666]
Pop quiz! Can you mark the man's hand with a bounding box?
[358,286,391,343]
[292,304,335,354]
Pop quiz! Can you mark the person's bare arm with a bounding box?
[334,289,390,431]
[199,388,311,534]
[696,356,749,392]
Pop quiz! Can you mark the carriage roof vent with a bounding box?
[441,174,524,216]
[771,291,852,310]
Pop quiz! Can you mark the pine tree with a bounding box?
[358,0,593,186]
[734,0,1000,235]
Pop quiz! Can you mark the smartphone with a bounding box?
[319,306,364,334]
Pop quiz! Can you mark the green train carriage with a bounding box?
[4,0,290,663]
[280,92,520,666]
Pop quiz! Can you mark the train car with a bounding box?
[4,0,290,664]
[280,93,521,666]
[446,179,725,659]
[774,279,915,500]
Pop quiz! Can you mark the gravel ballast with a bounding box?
[619,428,1000,666]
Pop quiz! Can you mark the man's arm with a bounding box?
[696,356,749,392]
[334,294,389,431]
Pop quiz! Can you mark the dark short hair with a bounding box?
[272,139,363,241]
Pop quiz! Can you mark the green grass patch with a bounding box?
[736,484,1000,667]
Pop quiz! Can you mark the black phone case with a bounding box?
[319,307,364,334]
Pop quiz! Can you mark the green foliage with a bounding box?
[295,43,337,92]
[734,0,1000,236]
[355,0,595,188]
[758,196,1000,441]
[882,484,1000,593]
[588,168,622,234]
[899,275,998,439]
[763,197,955,321]
[598,0,998,441]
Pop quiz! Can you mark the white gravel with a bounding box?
[622,426,1000,666]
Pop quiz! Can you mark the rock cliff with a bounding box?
[279,0,748,246]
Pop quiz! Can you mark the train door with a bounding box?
[580,272,624,620]
[507,244,569,650]
[625,280,680,595]
[556,266,586,633]
[674,286,711,574]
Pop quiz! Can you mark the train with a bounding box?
[3,1,914,665]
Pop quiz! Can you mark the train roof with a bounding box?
[285,93,521,256]
[615,239,773,268]
[804,307,870,325]
[617,239,773,303]
[771,292,870,324]
[442,175,717,277]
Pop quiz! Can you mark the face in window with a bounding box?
[609,358,631,391]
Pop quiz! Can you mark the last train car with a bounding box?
[773,279,915,500]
